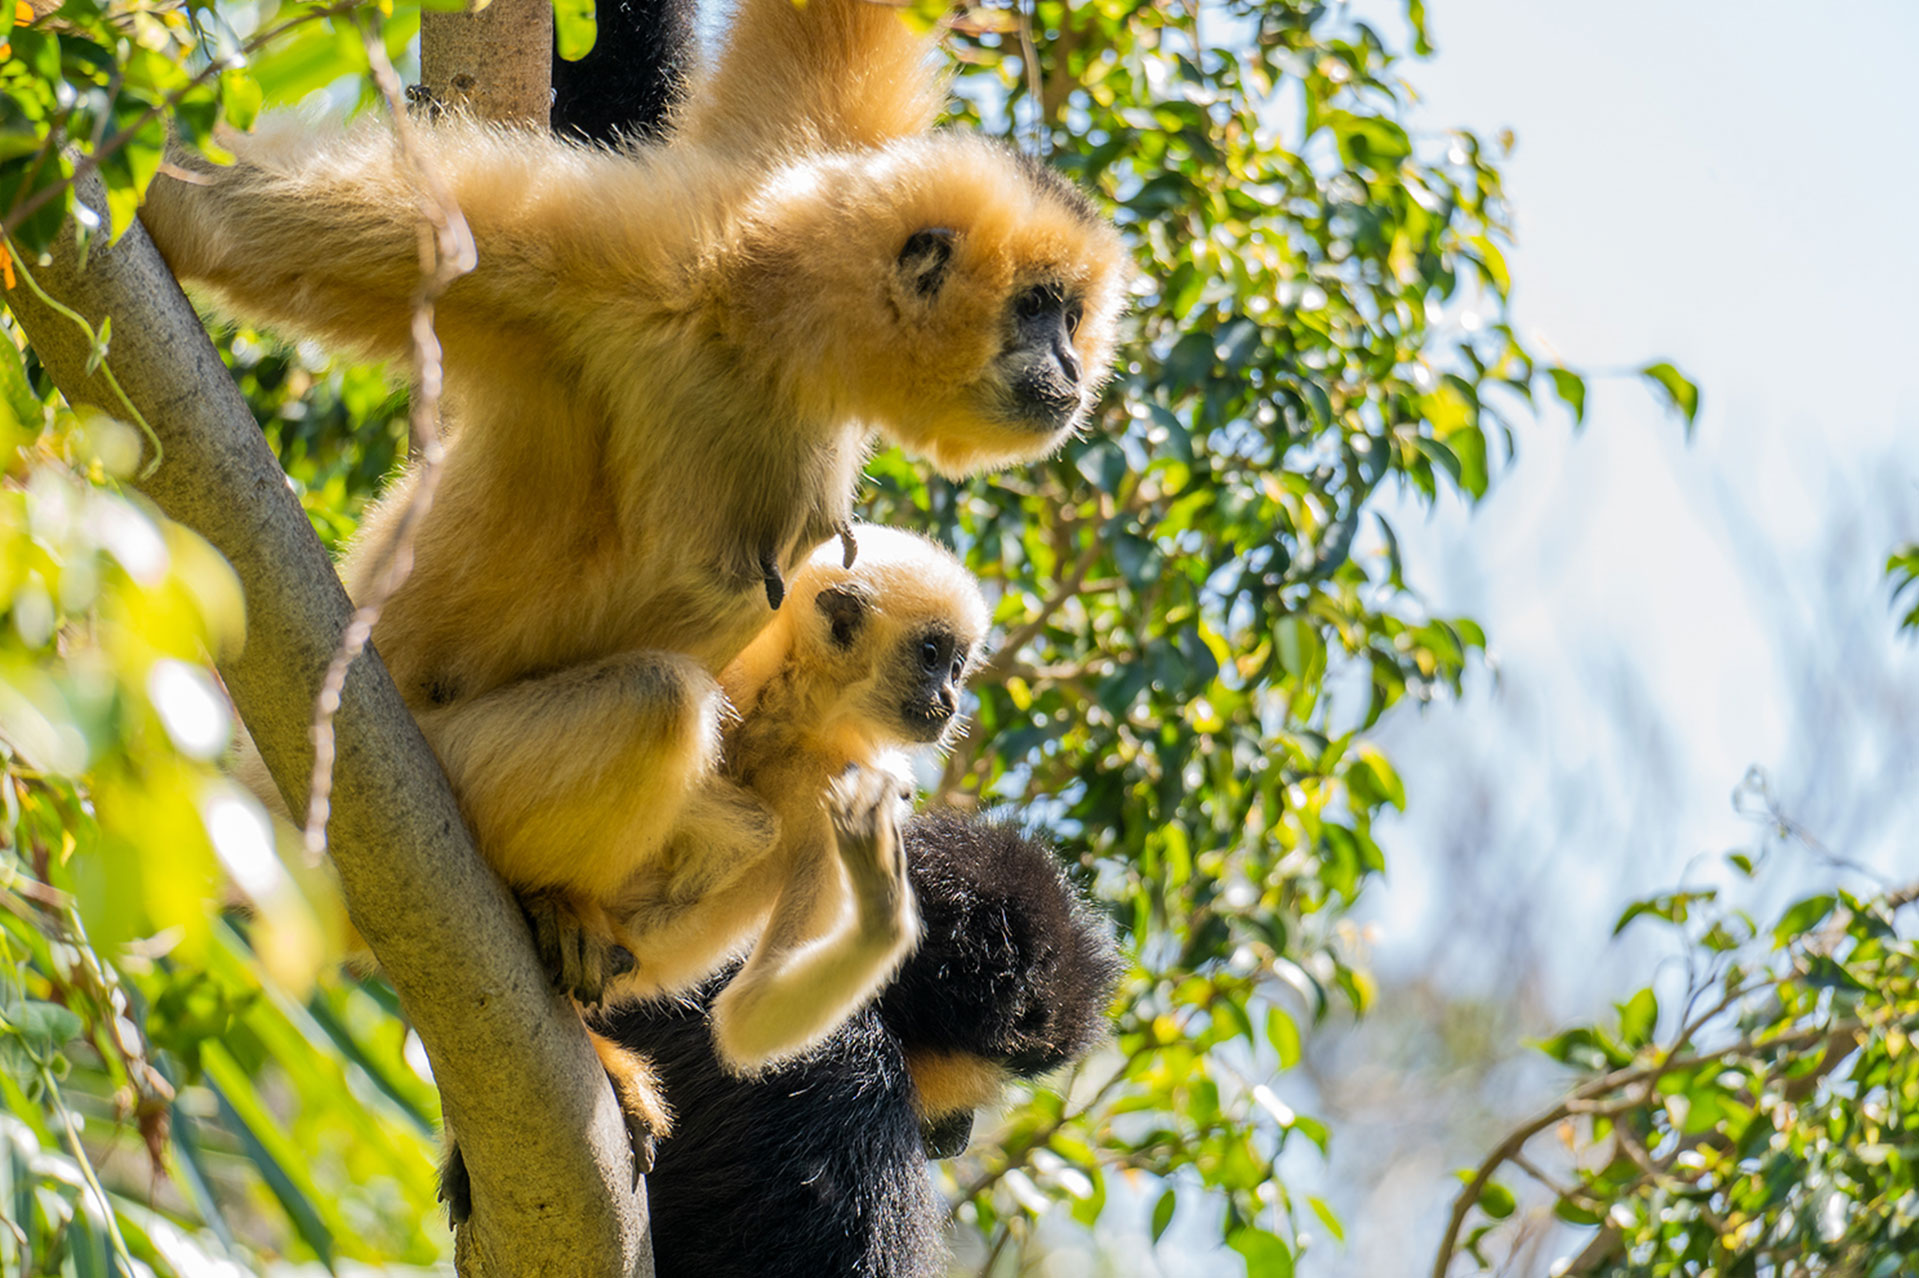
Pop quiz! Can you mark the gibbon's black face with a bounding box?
[893,229,1089,439]
[815,578,978,745]
[894,624,970,742]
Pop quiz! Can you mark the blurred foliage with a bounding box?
[0,312,445,1272]
[0,0,1723,1274]
[1440,770,1919,1276]
[1888,544,1919,633]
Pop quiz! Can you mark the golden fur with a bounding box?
[142,0,1126,938]
[598,528,991,1073]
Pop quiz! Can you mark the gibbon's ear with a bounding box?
[816,583,870,649]
[898,228,957,299]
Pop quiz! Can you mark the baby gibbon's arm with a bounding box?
[708,766,920,1072]
[141,121,668,365]
[679,0,942,157]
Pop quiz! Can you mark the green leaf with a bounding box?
[8,1001,82,1056]
[552,0,599,61]
[1227,1226,1295,1278]
[1476,1178,1516,1220]
[1307,1194,1344,1243]
[1266,1007,1302,1070]
[221,68,264,132]
[1617,987,1657,1048]
[1548,366,1586,427]
[1150,1186,1176,1244]
[0,325,41,433]
[1639,361,1700,434]
[1773,893,1837,944]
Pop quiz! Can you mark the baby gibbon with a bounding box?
[138,0,1128,990]
[597,812,1122,1278]
[597,527,990,1072]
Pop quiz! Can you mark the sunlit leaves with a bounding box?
[1448,840,1919,1274]
[1887,544,1919,632]
[1640,360,1701,435]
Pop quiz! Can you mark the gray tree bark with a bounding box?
[0,3,654,1273]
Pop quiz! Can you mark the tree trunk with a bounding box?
[422,0,554,128]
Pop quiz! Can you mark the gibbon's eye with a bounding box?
[950,656,965,682]
[920,637,942,671]
[1065,302,1084,339]
[1014,285,1060,321]
[898,228,957,298]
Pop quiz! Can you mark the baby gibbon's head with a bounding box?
[773,527,989,755]
[739,136,1130,477]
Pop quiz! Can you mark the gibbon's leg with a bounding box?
[417,651,725,1000]
[678,0,942,157]
[140,121,669,366]
[708,766,920,1072]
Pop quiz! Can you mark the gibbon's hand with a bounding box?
[521,889,636,1007]
[828,763,914,927]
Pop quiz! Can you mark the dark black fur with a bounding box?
[595,813,1120,1278]
[879,810,1117,1075]
[551,0,699,145]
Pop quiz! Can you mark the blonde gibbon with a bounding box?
[139,0,1127,990]
[441,528,990,1221]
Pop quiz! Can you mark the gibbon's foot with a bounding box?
[827,764,913,907]
[523,890,636,1007]
[438,1141,473,1227]
[590,1030,672,1186]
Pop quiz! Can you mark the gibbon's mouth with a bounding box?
[995,375,1083,436]
[900,700,955,743]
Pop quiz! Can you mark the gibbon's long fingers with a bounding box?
[835,520,859,569]
[828,764,915,922]
[679,0,942,157]
[418,651,725,904]
[708,834,918,1074]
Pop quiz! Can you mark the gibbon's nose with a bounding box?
[1053,331,1081,385]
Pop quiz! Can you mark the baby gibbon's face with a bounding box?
[785,527,990,755]
[812,583,982,750]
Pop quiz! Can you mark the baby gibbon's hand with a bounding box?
[827,764,913,919]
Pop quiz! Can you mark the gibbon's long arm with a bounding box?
[709,768,919,1071]
[678,0,942,157]
[141,122,685,370]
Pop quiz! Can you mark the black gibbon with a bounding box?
[441,528,991,1217]
[594,811,1122,1278]
[551,0,697,146]
[139,0,1129,1005]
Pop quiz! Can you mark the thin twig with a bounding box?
[301,15,476,863]
[1017,0,1046,157]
